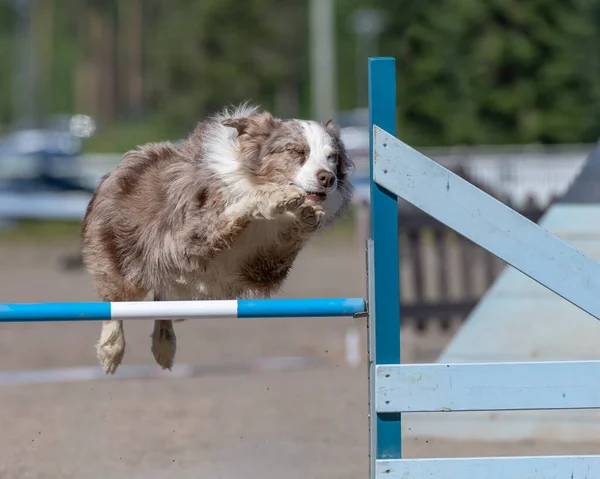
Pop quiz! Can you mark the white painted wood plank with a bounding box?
[376,362,600,413]
[377,456,600,479]
[372,126,600,321]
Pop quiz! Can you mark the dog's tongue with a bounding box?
[306,193,323,202]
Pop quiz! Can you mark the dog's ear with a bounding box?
[222,118,250,135]
[325,119,341,137]
[223,112,277,137]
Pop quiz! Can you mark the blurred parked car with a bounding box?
[0,115,97,223]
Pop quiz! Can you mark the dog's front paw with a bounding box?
[297,204,325,232]
[252,186,306,219]
[275,185,306,213]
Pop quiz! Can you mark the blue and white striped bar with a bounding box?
[0,298,365,322]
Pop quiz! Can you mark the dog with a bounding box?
[81,104,354,374]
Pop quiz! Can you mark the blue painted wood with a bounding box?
[376,361,600,413]
[372,127,600,321]
[237,298,365,318]
[376,456,600,478]
[0,298,365,322]
[368,57,401,464]
[0,302,110,321]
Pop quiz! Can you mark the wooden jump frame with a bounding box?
[368,56,600,478]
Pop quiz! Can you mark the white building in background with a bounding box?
[340,124,594,209]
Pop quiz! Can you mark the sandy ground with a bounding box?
[0,227,598,478]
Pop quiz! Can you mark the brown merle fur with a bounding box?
[81,104,354,373]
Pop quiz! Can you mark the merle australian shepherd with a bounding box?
[81,104,354,374]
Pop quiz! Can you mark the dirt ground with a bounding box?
[0,225,597,479]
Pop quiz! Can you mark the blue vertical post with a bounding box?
[368,57,401,465]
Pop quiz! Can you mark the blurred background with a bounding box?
[1,1,600,478]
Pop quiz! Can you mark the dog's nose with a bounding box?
[317,170,335,189]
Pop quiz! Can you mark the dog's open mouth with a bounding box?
[305,191,327,202]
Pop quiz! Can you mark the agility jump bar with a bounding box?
[0,297,366,322]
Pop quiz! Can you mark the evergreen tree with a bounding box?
[374,0,600,145]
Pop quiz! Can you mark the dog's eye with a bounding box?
[287,148,306,163]
[327,154,338,166]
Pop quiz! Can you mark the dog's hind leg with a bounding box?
[95,279,147,375]
[98,319,126,374]
[151,293,177,370]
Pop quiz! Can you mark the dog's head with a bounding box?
[220,107,354,221]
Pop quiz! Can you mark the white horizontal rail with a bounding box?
[372,125,600,321]
[376,361,600,413]
[376,455,600,479]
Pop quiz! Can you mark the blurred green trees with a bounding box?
[1,0,600,149]
[375,0,600,146]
